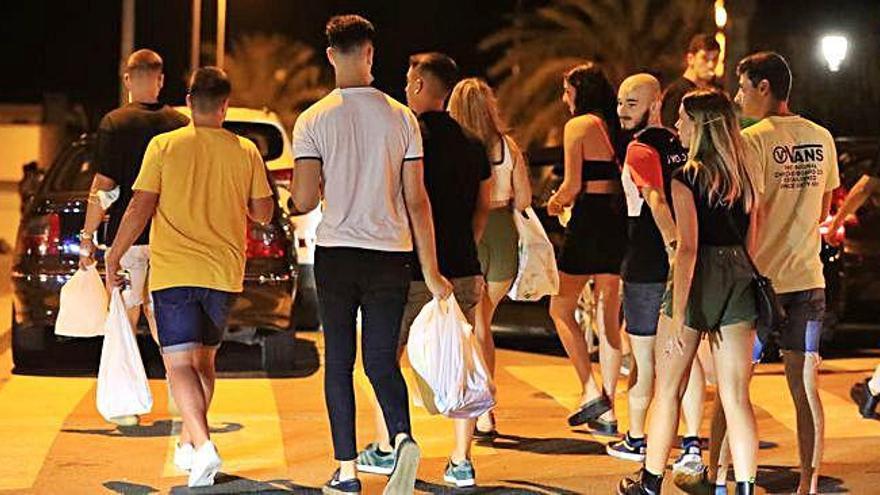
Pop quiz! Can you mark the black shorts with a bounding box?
[557,193,627,275]
[758,288,826,353]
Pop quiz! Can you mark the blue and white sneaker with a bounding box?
[322,469,361,494]
[673,438,704,474]
[443,458,476,488]
[606,433,647,462]
[356,443,394,475]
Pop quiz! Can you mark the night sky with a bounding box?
[2,0,878,133]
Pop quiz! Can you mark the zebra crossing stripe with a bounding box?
[0,376,93,490]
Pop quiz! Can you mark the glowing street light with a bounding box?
[821,35,849,72]
[714,0,727,78]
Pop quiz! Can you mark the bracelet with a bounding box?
[78,230,94,241]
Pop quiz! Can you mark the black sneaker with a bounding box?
[607,433,647,462]
[618,471,661,495]
[322,469,362,494]
[851,379,880,418]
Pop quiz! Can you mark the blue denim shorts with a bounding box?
[152,287,234,353]
[623,282,666,336]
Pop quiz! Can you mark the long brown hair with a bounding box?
[447,77,508,151]
[680,89,757,212]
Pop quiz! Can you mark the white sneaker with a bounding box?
[108,415,140,427]
[188,441,222,488]
[174,442,194,472]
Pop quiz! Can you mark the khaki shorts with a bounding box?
[110,245,152,310]
[478,209,519,282]
[398,275,484,346]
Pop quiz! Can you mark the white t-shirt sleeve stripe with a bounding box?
[403,108,423,160]
[292,111,322,161]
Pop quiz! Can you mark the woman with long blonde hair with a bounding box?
[619,89,759,495]
[448,78,532,437]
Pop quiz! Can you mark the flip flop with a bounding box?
[587,417,619,437]
[567,395,612,427]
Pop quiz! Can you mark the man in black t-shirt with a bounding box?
[78,49,188,425]
[355,52,492,489]
[613,74,690,469]
[660,34,721,129]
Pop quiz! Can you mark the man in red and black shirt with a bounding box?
[610,74,688,467]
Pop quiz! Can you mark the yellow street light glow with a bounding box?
[821,35,848,72]
[715,0,728,29]
[714,0,727,78]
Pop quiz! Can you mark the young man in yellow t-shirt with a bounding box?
[106,67,274,488]
[737,52,839,495]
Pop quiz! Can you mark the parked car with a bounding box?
[174,106,321,330]
[495,137,880,342]
[822,137,880,333]
[11,132,300,373]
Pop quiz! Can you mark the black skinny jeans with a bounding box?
[315,246,413,461]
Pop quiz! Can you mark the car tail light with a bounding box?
[820,214,846,245]
[246,221,286,259]
[270,169,292,187]
[22,212,61,256]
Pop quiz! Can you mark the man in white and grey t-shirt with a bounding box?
[290,14,452,495]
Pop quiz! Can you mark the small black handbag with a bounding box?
[726,214,787,345]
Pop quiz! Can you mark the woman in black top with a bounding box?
[547,63,628,434]
[619,90,760,495]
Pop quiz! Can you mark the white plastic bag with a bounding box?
[96,289,152,421]
[407,297,495,419]
[55,264,108,337]
[509,207,560,301]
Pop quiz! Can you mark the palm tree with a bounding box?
[481,0,713,148]
[224,33,331,133]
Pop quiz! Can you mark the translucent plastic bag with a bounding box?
[56,264,108,337]
[96,289,152,421]
[509,207,560,301]
[407,297,495,419]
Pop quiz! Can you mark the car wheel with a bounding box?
[262,330,297,373]
[292,264,320,330]
[11,307,47,371]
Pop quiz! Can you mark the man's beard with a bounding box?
[624,111,650,133]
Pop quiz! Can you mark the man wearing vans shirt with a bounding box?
[290,15,452,495]
[737,51,839,495]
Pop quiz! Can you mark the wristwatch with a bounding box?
[78,230,94,242]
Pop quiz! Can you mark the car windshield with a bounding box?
[42,145,96,193]
[223,121,284,161]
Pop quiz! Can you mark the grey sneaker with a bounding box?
[443,458,476,488]
[356,443,394,475]
[383,435,420,495]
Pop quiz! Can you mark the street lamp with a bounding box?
[714,0,727,78]
[821,35,848,72]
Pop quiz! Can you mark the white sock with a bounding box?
[868,373,880,397]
